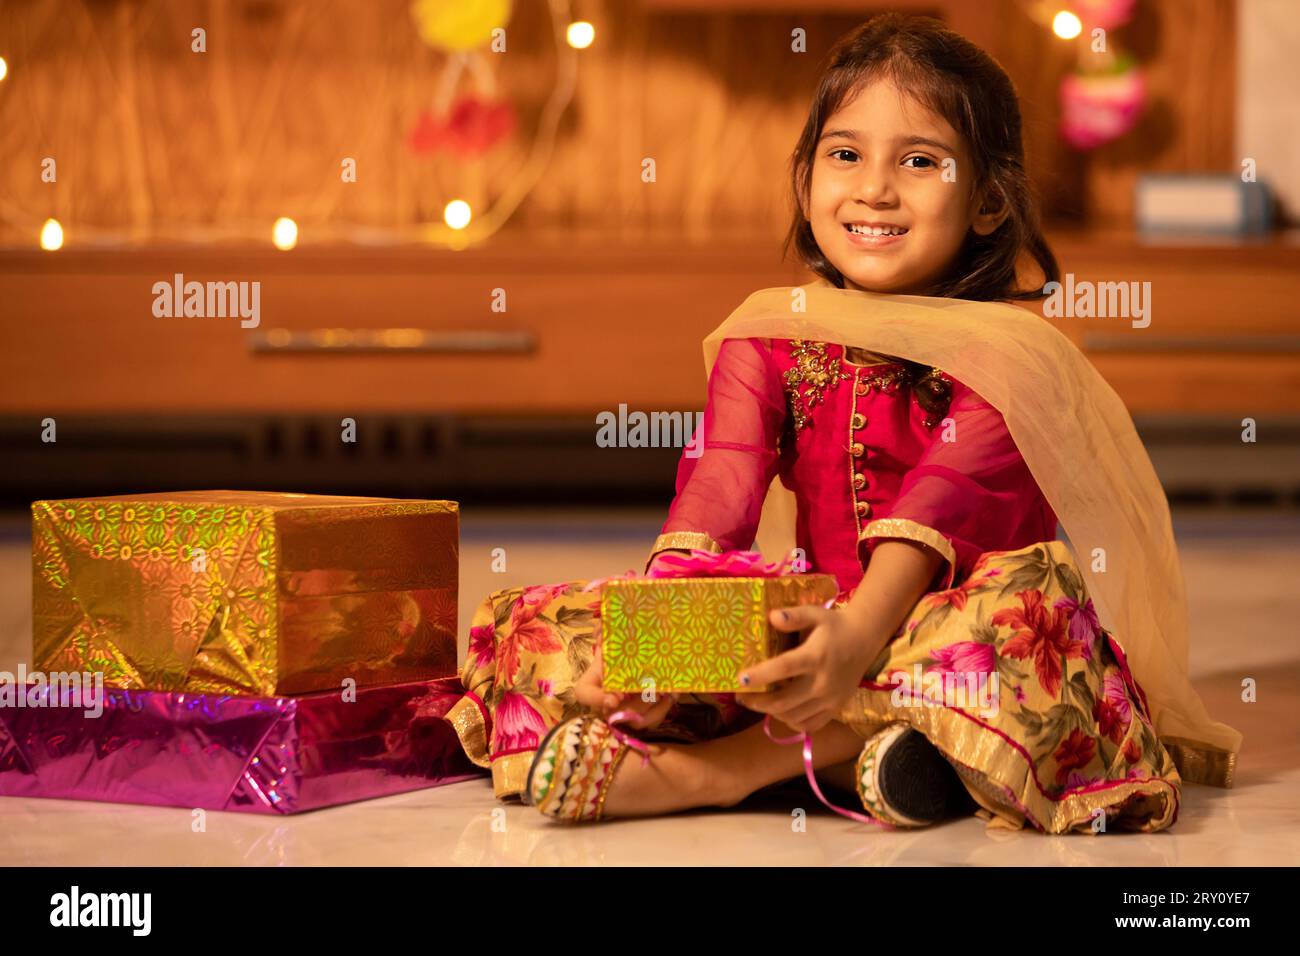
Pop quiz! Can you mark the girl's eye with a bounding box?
[829,148,858,163]
[903,155,938,169]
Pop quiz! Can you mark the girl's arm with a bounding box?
[838,539,943,665]
[646,337,785,569]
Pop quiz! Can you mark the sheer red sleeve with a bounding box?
[656,338,786,556]
[860,379,1055,589]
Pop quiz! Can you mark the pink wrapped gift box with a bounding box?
[0,677,485,814]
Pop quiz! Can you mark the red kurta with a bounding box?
[661,338,1059,593]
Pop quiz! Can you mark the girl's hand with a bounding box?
[573,624,676,729]
[734,605,879,734]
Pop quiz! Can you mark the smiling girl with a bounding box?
[447,13,1240,832]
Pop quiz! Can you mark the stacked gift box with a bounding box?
[0,491,485,814]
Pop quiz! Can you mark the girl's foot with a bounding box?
[856,723,971,827]
[526,715,736,822]
[599,736,743,819]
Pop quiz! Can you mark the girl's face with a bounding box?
[805,78,1006,294]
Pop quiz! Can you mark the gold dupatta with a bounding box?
[702,276,1240,787]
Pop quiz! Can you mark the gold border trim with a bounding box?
[595,742,632,822]
[1163,737,1236,789]
[646,531,723,569]
[859,518,957,589]
[445,695,492,769]
[651,531,723,554]
[491,751,535,800]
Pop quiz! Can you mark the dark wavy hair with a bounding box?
[782,13,1059,303]
[780,13,1055,424]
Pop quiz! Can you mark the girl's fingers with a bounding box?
[736,644,811,694]
[768,604,828,634]
[574,657,616,710]
[736,674,812,715]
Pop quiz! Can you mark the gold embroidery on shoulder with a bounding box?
[783,340,851,434]
[858,363,910,395]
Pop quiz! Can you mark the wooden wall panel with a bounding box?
[0,0,1243,245]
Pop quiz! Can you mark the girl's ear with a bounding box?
[971,186,1010,236]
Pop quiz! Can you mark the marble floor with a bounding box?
[1,508,1297,866]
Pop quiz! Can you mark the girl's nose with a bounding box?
[853,162,899,206]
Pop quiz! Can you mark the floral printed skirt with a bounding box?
[444,540,1181,833]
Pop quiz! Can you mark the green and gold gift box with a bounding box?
[31,491,459,696]
[599,574,839,693]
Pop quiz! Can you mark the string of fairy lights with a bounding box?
[0,5,597,253]
[3,3,1129,253]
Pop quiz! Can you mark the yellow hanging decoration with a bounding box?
[411,0,513,52]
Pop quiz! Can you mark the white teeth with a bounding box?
[847,224,907,237]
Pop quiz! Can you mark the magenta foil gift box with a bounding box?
[0,677,485,814]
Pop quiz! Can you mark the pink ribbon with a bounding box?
[580,548,802,593]
[761,714,893,829]
[755,594,893,828]
[643,548,798,579]
[606,708,653,767]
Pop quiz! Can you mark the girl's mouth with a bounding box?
[843,222,909,249]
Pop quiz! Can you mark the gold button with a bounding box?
[850,442,864,457]
[855,381,869,396]
[855,500,871,518]
[853,472,866,490]
[851,413,866,430]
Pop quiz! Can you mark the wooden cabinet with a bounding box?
[2,232,1297,417]
[1040,231,1300,413]
[0,242,802,416]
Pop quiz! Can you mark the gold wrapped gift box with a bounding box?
[599,574,839,693]
[32,491,459,696]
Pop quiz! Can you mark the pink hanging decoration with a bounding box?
[1060,65,1145,150]
[1074,0,1137,31]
